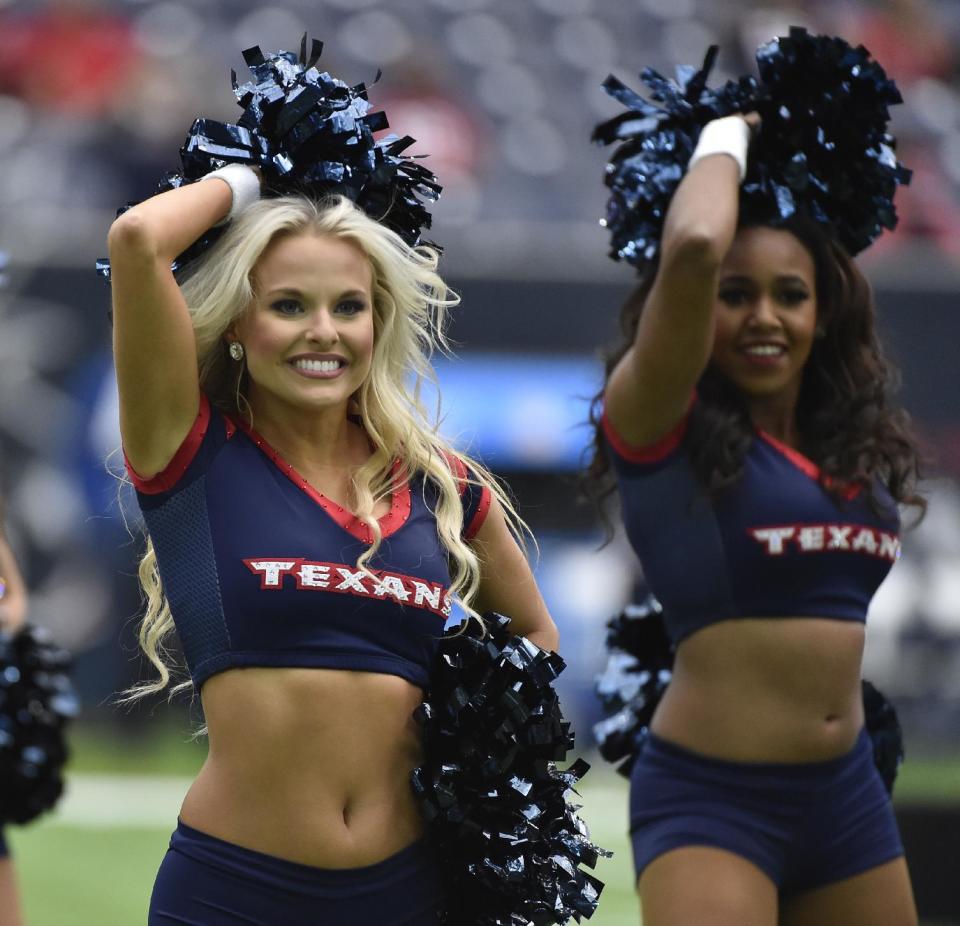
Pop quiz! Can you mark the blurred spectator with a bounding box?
[375,60,489,228]
[832,0,955,86]
[872,145,960,260]
[0,0,141,118]
[832,1,960,258]
[729,0,833,71]
[376,65,486,185]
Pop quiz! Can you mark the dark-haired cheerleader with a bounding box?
[589,32,922,926]
[104,40,557,925]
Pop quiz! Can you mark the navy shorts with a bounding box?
[630,728,903,894]
[148,821,445,925]
[0,829,7,859]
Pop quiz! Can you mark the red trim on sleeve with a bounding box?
[601,406,691,464]
[441,450,490,537]
[464,485,492,540]
[125,394,211,495]
[441,450,469,496]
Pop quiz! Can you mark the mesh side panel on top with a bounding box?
[142,476,232,674]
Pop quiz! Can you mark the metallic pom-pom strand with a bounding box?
[98,34,441,282]
[413,614,609,925]
[0,624,79,825]
[594,27,910,271]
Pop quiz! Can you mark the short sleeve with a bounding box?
[600,394,695,471]
[443,452,492,541]
[125,393,236,500]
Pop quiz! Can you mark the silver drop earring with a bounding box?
[229,341,245,361]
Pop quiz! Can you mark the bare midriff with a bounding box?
[179,667,427,868]
[651,617,866,763]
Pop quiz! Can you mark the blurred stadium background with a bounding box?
[0,0,958,923]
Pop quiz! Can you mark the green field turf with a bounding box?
[8,775,638,925]
[6,725,956,925]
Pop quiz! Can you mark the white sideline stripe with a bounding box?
[47,774,194,827]
[43,776,628,830]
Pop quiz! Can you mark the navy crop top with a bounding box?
[602,402,900,645]
[127,394,491,690]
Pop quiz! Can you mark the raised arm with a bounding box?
[469,498,559,654]
[604,115,754,447]
[108,171,254,478]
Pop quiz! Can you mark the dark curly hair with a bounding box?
[585,213,926,528]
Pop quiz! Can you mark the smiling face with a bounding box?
[230,231,375,419]
[710,226,818,408]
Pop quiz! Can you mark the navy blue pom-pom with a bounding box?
[862,679,904,795]
[742,27,910,256]
[592,597,673,778]
[593,46,754,268]
[594,27,910,269]
[0,624,79,825]
[98,34,440,281]
[413,613,609,924]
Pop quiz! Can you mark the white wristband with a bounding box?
[688,116,751,181]
[200,164,261,226]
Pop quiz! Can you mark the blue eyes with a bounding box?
[271,299,302,315]
[269,299,366,316]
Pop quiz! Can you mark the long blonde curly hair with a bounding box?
[128,195,525,700]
